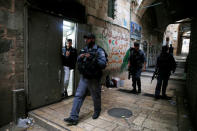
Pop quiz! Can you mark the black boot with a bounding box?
[92,111,100,119]
[138,89,141,93]
[155,95,160,100]
[130,88,137,93]
[64,117,78,125]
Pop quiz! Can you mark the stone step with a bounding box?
[28,112,69,131]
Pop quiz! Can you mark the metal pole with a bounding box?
[138,2,162,10]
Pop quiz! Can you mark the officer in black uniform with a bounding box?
[155,45,176,99]
[169,44,174,55]
[128,42,146,93]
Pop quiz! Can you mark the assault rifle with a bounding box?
[151,68,158,83]
[78,50,98,78]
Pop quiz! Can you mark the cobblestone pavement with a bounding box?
[29,76,185,131]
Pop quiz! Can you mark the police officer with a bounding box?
[169,44,174,55]
[155,46,176,99]
[128,42,146,93]
[62,39,77,97]
[64,33,107,125]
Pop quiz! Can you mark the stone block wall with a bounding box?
[131,6,163,67]
[79,0,131,78]
[0,0,24,126]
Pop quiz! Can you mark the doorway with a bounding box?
[62,20,76,96]
[26,8,90,110]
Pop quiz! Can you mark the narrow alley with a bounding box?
[0,0,197,131]
[22,57,191,131]
[27,73,190,131]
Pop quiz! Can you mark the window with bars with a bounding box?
[108,0,115,18]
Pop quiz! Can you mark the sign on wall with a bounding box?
[130,21,141,40]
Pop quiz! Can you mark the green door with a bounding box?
[27,9,62,109]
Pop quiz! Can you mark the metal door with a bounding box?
[74,24,90,92]
[27,9,62,109]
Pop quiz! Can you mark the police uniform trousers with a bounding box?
[131,68,142,91]
[155,74,170,97]
[70,75,101,120]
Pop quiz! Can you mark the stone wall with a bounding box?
[79,0,131,78]
[0,0,24,126]
[131,5,163,67]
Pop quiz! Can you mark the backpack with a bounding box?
[98,45,108,62]
[129,48,144,69]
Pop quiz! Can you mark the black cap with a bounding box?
[162,45,169,53]
[67,39,72,42]
[84,33,95,39]
[134,42,140,47]
[83,35,87,39]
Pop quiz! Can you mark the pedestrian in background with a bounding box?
[62,39,77,97]
[165,37,170,47]
[128,42,146,94]
[169,44,174,55]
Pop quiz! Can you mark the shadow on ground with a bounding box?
[117,89,139,94]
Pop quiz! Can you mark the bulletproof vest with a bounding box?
[130,48,144,68]
[77,46,107,79]
[169,47,174,54]
[157,53,172,72]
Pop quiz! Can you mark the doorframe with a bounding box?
[24,5,30,108]
[24,7,80,109]
[62,20,77,96]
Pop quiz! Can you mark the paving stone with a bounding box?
[129,123,144,131]
[137,101,154,108]
[153,104,177,113]
[112,125,131,131]
[77,122,95,131]
[86,118,113,128]
[93,127,107,131]
[104,124,122,131]
[111,118,130,128]
[148,111,177,126]
[29,77,183,130]
[133,116,146,126]
[143,119,178,131]
[142,127,154,131]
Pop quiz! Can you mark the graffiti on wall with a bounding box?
[92,26,130,71]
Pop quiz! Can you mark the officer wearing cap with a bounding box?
[64,33,107,125]
[128,42,146,93]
